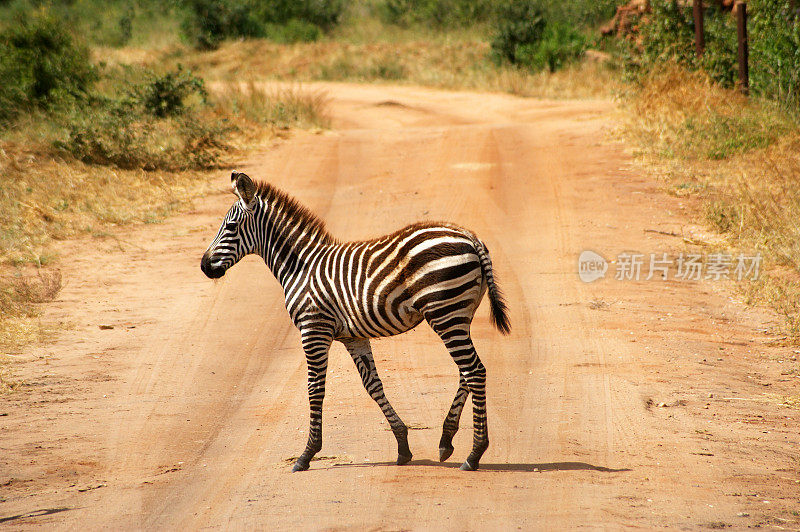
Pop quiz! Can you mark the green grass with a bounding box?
[683,111,791,160]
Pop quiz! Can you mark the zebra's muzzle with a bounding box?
[201,252,226,279]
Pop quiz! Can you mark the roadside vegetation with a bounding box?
[618,1,800,341]
[0,7,329,372]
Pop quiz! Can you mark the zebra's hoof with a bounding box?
[396,452,413,466]
[439,446,454,462]
[459,459,479,471]
[292,460,310,472]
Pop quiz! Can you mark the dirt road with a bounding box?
[2,83,799,530]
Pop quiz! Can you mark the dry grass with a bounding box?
[0,144,220,355]
[623,65,793,160]
[0,268,61,363]
[781,395,800,409]
[621,64,800,341]
[487,60,620,99]
[134,39,621,100]
[212,82,331,130]
[0,352,23,392]
[0,143,219,265]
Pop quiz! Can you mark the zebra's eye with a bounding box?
[225,221,238,232]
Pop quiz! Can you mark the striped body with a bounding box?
[201,172,509,471]
[287,223,485,339]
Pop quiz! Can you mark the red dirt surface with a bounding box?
[1,83,798,530]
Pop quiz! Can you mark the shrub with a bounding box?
[251,0,343,31]
[264,19,322,44]
[61,101,231,171]
[544,0,626,28]
[634,1,694,69]
[627,1,800,108]
[490,1,545,65]
[181,0,344,49]
[683,112,787,159]
[181,0,263,50]
[376,0,493,29]
[59,67,231,171]
[515,22,589,73]
[0,10,96,123]
[132,67,208,117]
[624,2,739,87]
[750,0,800,110]
[0,0,181,48]
[699,10,737,88]
[490,1,588,72]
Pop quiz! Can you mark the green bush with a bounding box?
[515,22,589,73]
[0,0,185,48]
[636,1,694,68]
[181,0,263,50]
[750,0,800,110]
[252,0,343,31]
[59,67,231,171]
[181,0,344,49]
[624,1,738,88]
[625,0,800,105]
[542,0,626,27]
[61,100,231,171]
[376,0,493,29]
[132,67,208,117]
[699,10,737,88]
[683,111,788,159]
[490,1,588,72]
[264,18,322,43]
[0,10,96,123]
[490,1,545,65]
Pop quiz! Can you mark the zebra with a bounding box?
[201,171,510,472]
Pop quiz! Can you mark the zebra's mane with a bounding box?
[254,181,336,245]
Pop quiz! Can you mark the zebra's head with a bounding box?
[200,171,259,279]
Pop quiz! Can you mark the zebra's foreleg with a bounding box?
[293,327,333,472]
[341,337,412,465]
[439,374,469,462]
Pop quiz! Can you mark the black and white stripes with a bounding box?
[201,171,509,471]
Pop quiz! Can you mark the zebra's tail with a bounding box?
[475,239,511,335]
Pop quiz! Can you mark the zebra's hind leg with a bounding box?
[341,337,412,465]
[439,374,469,462]
[293,326,333,472]
[429,320,488,471]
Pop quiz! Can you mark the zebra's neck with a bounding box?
[252,189,335,288]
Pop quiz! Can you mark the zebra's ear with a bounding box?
[231,171,256,208]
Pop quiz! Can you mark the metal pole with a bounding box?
[693,0,705,57]
[736,1,749,94]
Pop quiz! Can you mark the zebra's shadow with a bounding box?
[329,459,630,473]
